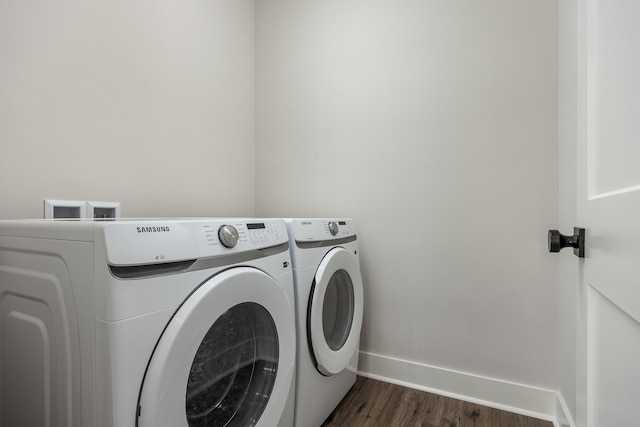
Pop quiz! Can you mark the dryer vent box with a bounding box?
[86,202,121,220]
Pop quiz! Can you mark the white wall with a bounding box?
[256,0,559,391]
[0,0,255,219]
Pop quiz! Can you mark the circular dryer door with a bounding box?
[137,267,295,427]
[308,247,364,376]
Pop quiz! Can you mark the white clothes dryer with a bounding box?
[0,218,296,427]
[284,218,364,427]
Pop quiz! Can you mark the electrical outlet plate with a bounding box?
[44,199,87,219]
[86,201,121,220]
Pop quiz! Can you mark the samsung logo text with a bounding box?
[136,226,171,233]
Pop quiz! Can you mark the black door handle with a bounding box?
[548,227,585,258]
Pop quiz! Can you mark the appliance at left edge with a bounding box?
[0,218,296,427]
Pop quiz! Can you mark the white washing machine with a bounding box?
[284,218,364,427]
[0,218,296,427]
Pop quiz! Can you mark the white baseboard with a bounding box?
[358,351,573,427]
[554,392,576,427]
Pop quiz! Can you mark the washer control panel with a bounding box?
[198,220,287,256]
[102,219,288,266]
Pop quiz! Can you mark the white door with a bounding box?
[137,267,295,427]
[308,248,364,376]
[578,0,640,425]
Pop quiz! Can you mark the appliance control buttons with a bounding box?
[328,221,339,236]
[218,225,240,248]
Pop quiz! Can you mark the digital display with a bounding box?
[247,223,266,230]
[339,221,346,225]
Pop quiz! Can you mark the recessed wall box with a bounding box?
[44,200,86,219]
[86,201,121,220]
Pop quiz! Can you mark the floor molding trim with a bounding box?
[358,351,561,425]
[554,392,576,427]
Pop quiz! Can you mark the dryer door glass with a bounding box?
[322,269,354,351]
[186,302,278,427]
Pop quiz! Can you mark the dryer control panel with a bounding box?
[289,218,355,242]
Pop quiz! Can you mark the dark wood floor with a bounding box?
[321,376,554,427]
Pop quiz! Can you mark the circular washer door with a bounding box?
[137,267,295,427]
[308,247,364,376]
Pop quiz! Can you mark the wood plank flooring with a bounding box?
[321,376,554,427]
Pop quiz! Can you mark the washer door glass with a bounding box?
[186,302,278,427]
[322,269,354,351]
[308,247,364,376]
[137,267,295,427]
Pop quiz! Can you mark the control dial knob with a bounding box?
[218,225,240,248]
[328,221,339,236]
